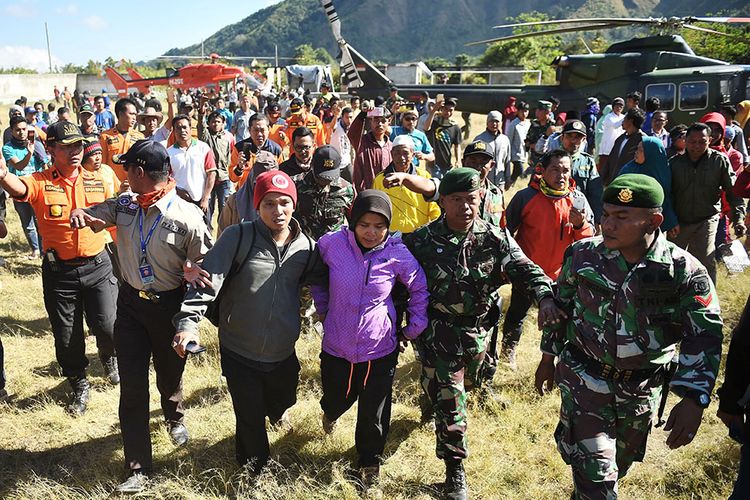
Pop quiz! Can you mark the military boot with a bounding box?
[500,342,518,371]
[66,376,90,416]
[99,352,120,385]
[444,459,468,500]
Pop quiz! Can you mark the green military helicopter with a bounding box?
[320,0,750,125]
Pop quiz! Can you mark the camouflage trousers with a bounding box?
[419,332,488,460]
[555,350,662,500]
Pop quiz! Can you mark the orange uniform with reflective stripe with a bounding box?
[99,127,145,181]
[17,166,107,260]
[285,112,326,146]
[268,122,290,155]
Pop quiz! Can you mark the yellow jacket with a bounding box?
[372,165,441,234]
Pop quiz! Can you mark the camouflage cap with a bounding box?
[603,173,664,208]
[438,167,481,195]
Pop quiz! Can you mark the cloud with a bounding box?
[83,15,107,31]
[55,4,78,16]
[0,46,63,72]
[4,3,36,18]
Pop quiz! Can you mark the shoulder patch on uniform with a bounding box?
[693,275,711,296]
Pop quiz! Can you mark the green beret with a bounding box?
[537,100,553,110]
[438,168,481,195]
[603,174,664,208]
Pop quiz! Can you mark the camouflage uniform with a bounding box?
[526,119,550,167]
[405,218,553,459]
[293,172,355,240]
[479,178,505,228]
[543,233,723,499]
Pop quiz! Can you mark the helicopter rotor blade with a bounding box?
[467,22,629,46]
[492,18,658,30]
[682,24,750,40]
[687,17,750,24]
[319,0,364,87]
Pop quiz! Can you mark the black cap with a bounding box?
[463,140,494,160]
[350,190,392,226]
[444,97,458,107]
[290,98,304,113]
[389,85,398,92]
[562,120,587,136]
[312,145,341,182]
[113,140,170,173]
[46,121,84,145]
[266,103,281,113]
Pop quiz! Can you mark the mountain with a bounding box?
[163,0,749,63]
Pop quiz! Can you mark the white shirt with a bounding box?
[329,120,352,168]
[167,139,216,202]
[599,112,625,156]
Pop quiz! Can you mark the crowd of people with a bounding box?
[0,82,750,500]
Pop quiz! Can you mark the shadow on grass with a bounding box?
[0,432,123,497]
[183,384,228,408]
[6,259,42,277]
[0,314,51,338]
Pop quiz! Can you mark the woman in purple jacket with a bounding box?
[311,190,428,483]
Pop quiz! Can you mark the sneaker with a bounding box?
[322,413,337,434]
[115,470,149,494]
[66,376,90,416]
[270,410,293,432]
[99,353,120,385]
[167,421,189,447]
[444,459,468,500]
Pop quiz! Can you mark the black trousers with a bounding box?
[41,250,117,378]
[320,349,399,467]
[115,283,186,472]
[221,348,300,472]
[501,284,534,348]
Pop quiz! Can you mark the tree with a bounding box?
[479,12,564,84]
[294,44,334,65]
[682,20,750,64]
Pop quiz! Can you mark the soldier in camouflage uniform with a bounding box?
[525,100,554,169]
[293,145,354,332]
[294,145,355,241]
[404,168,563,500]
[535,173,723,500]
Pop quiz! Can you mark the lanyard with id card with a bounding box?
[138,195,175,285]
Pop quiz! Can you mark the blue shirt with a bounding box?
[95,110,115,131]
[389,126,433,166]
[2,141,46,176]
[218,108,233,131]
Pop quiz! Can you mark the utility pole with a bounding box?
[45,22,52,72]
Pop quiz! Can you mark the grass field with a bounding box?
[0,110,747,499]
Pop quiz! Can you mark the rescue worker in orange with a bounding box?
[100,97,144,181]
[0,121,119,416]
[285,97,326,147]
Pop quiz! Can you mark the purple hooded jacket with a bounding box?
[311,226,429,364]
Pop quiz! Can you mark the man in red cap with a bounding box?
[172,170,327,474]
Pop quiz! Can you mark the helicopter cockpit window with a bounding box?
[679,81,708,111]
[645,83,675,112]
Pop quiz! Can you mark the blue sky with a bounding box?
[0,0,282,71]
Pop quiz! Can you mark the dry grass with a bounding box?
[0,112,746,499]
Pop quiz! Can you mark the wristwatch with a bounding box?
[684,390,711,408]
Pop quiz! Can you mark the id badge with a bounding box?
[139,264,155,284]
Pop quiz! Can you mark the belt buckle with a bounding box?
[138,290,159,303]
